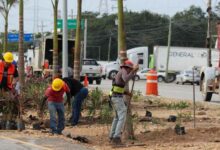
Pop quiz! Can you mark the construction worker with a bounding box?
[109,59,139,145]
[0,52,18,91]
[62,77,88,126]
[42,78,71,135]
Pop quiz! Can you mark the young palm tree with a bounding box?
[18,0,24,89]
[0,0,17,52]
[117,0,134,139]
[51,0,59,78]
[17,0,24,131]
[73,0,82,80]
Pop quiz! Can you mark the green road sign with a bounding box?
[57,19,84,29]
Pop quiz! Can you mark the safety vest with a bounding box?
[110,74,125,95]
[0,62,15,89]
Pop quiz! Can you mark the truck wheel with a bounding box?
[158,76,164,82]
[203,92,212,102]
[164,74,176,83]
[89,79,93,84]
[134,75,140,81]
[96,79,101,85]
[109,70,118,80]
[201,79,212,102]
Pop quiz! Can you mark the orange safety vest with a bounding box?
[0,62,15,89]
[44,61,49,69]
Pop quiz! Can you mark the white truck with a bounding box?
[199,50,220,101]
[105,47,149,79]
[26,35,102,84]
[105,46,219,82]
[154,46,219,72]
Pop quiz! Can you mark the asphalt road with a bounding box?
[0,133,92,150]
[90,79,220,103]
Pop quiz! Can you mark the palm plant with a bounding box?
[73,0,82,80]
[0,0,17,52]
[117,0,134,139]
[51,0,59,78]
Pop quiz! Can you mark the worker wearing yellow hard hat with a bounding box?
[0,52,19,126]
[41,78,71,135]
[0,52,18,91]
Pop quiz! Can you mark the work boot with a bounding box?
[109,137,113,144]
[112,137,125,147]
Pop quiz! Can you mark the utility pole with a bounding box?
[62,0,68,77]
[69,9,75,39]
[108,33,112,62]
[207,0,212,67]
[165,18,172,80]
[38,21,46,69]
[98,46,101,60]
[99,0,108,15]
[38,21,46,43]
[83,19,87,59]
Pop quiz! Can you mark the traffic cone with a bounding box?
[84,75,88,87]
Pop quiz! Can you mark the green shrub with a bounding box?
[99,103,113,124]
[166,101,190,110]
[86,87,103,117]
[24,77,49,115]
[132,90,142,102]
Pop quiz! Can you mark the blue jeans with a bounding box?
[48,101,65,134]
[109,95,127,138]
[71,87,88,125]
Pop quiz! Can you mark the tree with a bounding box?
[117,0,135,140]
[73,0,82,80]
[17,0,24,130]
[18,0,24,89]
[0,0,17,52]
[51,0,59,78]
[172,6,207,47]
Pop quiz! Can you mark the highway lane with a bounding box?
[90,79,220,103]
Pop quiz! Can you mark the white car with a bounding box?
[135,68,165,82]
[176,70,200,85]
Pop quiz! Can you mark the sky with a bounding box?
[0,0,217,33]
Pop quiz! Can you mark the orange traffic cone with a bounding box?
[84,75,88,87]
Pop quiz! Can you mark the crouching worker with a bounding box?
[42,78,71,135]
[62,77,88,126]
[109,60,138,145]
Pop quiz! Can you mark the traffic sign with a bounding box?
[8,33,33,42]
[57,19,84,29]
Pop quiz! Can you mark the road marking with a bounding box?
[0,136,52,150]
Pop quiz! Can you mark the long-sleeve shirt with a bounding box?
[114,68,135,91]
[62,77,83,96]
[45,83,70,103]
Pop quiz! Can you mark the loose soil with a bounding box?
[5,96,220,150]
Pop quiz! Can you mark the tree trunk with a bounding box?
[117,0,127,63]
[52,0,59,78]
[3,13,8,53]
[73,0,82,80]
[18,0,24,88]
[18,0,25,118]
[117,0,135,140]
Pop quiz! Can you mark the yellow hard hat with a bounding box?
[3,52,14,63]
[52,78,64,91]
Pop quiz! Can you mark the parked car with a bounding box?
[176,70,200,85]
[135,68,165,82]
[80,59,102,85]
